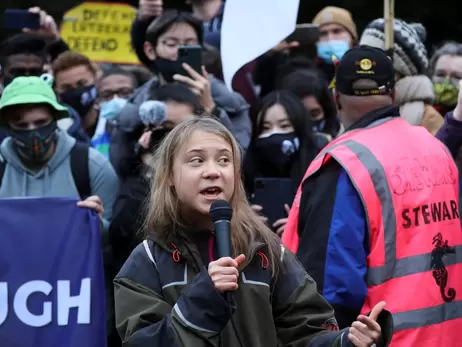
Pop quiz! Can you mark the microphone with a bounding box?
[209,200,233,258]
[139,100,167,127]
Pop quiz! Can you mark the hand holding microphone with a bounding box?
[208,255,245,292]
[208,200,246,293]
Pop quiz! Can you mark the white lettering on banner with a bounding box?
[0,283,7,324]
[57,279,91,326]
[15,280,53,327]
[0,279,91,327]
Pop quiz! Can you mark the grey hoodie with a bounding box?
[0,129,118,230]
[110,75,251,177]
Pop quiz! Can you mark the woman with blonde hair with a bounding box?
[114,117,391,347]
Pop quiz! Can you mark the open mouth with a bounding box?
[200,187,222,196]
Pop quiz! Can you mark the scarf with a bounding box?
[395,75,435,126]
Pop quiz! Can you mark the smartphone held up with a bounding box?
[3,9,40,30]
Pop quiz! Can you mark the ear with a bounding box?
[391,89,396,103]
[332,88,341,111]
[168,175,174,187]
[144,42,157,61]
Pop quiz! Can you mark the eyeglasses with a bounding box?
[160,39,199,49]
[99,87,134,101]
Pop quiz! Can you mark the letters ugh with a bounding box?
[0,279,91,327]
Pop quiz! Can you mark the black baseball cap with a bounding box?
[335,45,395,96]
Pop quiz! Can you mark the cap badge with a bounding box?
[360,59,372,71]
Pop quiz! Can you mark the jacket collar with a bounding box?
[346,104,400,132]
[148,224,268,271]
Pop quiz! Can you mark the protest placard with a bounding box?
[60,2,139,64]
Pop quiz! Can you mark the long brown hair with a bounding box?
[145,117,282,276]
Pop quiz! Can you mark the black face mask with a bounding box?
[255,132,300,167]
[152,58,183,83]
[60,85,97,118]
[312,119,326,132]
[149,128,171,152]
[9,122,58,163]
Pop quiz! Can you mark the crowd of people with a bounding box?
[1,0,462,346]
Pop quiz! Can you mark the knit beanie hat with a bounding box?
[359,18,428,77]
[313,7,358,41]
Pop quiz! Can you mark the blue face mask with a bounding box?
[99,97,127,121]
[317,40,350,64]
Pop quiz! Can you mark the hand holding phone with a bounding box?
[177,45,202,75]
[4,9,40,30]
[139,0,163,20]
[270,41,300,53]
[253,178,293,228]
[272,204,291,236]
[173,46,215,113]
[4,7,59,40]
[285,24,320,46]
[24,7,59,40]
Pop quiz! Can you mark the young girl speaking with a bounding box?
[114,118,392,347]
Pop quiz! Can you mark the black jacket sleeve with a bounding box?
[109,175,149,274]
[435,111,462,158]
[253,52,288,97]
[297,160,341,292]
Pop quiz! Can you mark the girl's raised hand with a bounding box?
[348,301,386,347]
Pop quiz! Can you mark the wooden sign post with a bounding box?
[384,0,395,59]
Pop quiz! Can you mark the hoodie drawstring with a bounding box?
[170,242,268,269]
[257,251,269,269]
[171,242,182,263]
[21,171,27,197]
[43,167,50,196]
[19,166,51,197]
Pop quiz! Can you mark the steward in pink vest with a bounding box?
[282,46,462,346]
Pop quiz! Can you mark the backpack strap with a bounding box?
[70,142,91,200]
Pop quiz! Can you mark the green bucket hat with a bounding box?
[0,76,69,121]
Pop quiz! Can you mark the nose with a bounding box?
[171,51,179,61]
[202,161,221,179]
[25,124,40,131]
[327,32,337,41]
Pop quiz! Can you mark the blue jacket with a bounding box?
[296,105,399,328]
[60,105,90,144]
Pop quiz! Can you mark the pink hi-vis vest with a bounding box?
[282,117,462,346]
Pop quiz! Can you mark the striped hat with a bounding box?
[359,18,428,77]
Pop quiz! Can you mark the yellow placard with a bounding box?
[60,2,139,65]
